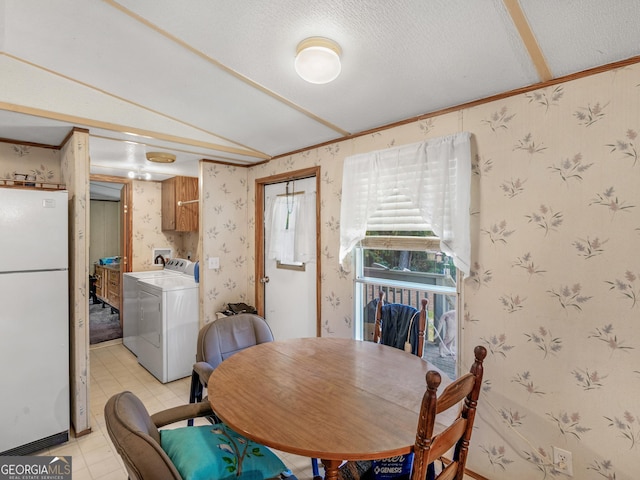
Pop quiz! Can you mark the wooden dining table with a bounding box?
[207,337,454,480]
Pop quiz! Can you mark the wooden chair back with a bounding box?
[373,291,428,356]
[410,345,487,480]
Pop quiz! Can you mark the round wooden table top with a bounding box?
[207,337,450,463]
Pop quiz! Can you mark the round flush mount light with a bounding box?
[295,37,342,84]
[146,151,176,163]
[128,170,152,180]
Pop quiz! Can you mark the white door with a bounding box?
[263,177,317,340]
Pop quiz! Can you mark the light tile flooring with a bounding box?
[37,340,475,480]
[37,341,315,480]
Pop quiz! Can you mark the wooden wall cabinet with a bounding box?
[162,176,199,232]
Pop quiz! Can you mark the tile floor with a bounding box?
[36,340,475,480]
[37,340,315,480]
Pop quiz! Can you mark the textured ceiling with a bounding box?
[1,0,639,180]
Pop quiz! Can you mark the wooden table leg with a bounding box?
[321,459,342,480]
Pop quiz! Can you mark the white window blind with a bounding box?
[339,132,471,275]
[365,188,431,231]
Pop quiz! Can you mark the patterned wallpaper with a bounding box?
[201,163,251,324]
[459,66,639,479]
[199,63,640,479]
[0,142,61,183]
[60,130,91,435]
[130,179,198,271]
[4,59,638,478]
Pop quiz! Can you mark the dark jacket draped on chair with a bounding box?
[380,303,420,355]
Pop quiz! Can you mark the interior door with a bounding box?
[258,171,320,340]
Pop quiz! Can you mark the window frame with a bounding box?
[353,238,462,377]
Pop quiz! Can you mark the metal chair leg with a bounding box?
[312,458,321,479]
[187,370,203,426]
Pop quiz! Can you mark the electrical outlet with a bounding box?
[553,446,573,476]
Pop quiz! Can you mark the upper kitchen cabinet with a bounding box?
[162,176,199,232]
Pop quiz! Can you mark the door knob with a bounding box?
[260,276,270,284]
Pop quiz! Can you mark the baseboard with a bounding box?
[74,427,92,438]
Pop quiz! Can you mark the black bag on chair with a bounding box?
[226,302,258,315]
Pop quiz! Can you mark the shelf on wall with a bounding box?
[0,179,66,190]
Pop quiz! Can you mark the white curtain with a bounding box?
[339,132,472,275]
[266,191,316,264]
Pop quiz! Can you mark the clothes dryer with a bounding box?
[136,274,198,383]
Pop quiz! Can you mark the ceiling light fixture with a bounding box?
[146,151,176,163]
[128,170,152,181]
[294,37,342,84]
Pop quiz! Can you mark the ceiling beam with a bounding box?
[503,0,553,82]
[106,0,350,137]
[0,100,269,159]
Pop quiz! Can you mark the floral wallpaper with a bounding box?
[130,179,198,271]
[200,163,250,324]
[60,129,91,436]
[0,142,61,183]
[459,66,639,479]
[198,63,640,479]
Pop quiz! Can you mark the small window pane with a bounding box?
[354,242,459,379]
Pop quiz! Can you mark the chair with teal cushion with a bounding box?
[105,390,295,480]
[188,313,320,478]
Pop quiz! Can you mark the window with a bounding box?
[354,232,460,378]
[340,133,471,379]
[339,132,472,276]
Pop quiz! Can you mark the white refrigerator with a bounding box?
[0,188,69,455]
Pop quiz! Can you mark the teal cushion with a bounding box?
[160,423,290,480]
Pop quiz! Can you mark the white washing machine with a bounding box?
[136,274,199,383]
[122,259,194,355]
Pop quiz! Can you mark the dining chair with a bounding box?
[105,390,296,480]
[188,313,321,477]
[411,345,487,480]
[373,291,428,356]
[189,313,274,408]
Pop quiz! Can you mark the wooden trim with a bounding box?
[90,175,133,275]
[255,184,266,316]
[104,0,349,137]
[0,98,267,159]
[0,180,66,190]
[255,166,321,336]
[60,127,90,150]
[257,166,320,185]
[74,427,92,438]
[503,0,552,81]
[3,52,267,158]
[360,236,441,252]
[271,54,640,162]
[0,137,59,149]
[201,158,257,169]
